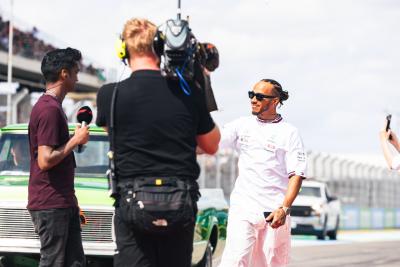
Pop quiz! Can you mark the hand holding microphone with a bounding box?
[75,106,92,152]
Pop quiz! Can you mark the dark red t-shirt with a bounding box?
[27,94,77,210]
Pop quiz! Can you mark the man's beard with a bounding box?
[252,102,270,116]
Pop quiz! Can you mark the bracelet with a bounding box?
[279,206,291,216]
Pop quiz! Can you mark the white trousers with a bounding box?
[219,207,291,267]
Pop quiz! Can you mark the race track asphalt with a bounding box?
[289,230,400,267]
[214,230,400,267]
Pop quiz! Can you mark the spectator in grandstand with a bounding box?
[0,18,9,51]
[380,127,400,170]
[218,79,307,267]
[0,14,105,78]
[0,36,6,51]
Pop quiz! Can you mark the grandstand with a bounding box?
[0,14,106,127]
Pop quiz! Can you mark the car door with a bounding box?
[324,185,337,230]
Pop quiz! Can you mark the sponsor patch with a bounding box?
[238,135,251,148]
[297,152,306,162]
[265,142,276,152]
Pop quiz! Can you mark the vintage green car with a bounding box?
[0,124,227,267]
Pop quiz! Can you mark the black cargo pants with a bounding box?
[29,207,86,267]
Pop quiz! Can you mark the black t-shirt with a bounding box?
[96,70,215,180]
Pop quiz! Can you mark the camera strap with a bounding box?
[107,81,120,198]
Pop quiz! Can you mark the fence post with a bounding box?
[215,154,221,188]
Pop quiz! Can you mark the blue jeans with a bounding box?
[29,207,86,267]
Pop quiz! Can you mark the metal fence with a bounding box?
[197,150,400,209]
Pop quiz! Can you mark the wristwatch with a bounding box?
[279,206,291,216]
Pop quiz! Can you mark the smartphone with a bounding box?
[263,211,272,223]
[386,114,392,131]
[386,114,392,140]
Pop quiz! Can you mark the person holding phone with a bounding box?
[218,79,307,267]
[380,115,400,170]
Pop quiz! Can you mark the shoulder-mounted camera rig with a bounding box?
[116,0,219,110]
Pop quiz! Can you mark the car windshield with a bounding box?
[0,133,109,178]
[299,186,321,197]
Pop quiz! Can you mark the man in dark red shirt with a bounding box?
[28,47,89,267]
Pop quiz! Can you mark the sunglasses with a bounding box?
[248,91,277,101]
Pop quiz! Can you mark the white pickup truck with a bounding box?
[291,180,341,240]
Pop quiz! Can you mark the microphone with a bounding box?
[76,106,93,153]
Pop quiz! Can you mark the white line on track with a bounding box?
[292,229,400,247]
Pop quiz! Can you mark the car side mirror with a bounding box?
[328,195,337,202]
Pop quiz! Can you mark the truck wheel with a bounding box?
[0,256,9,267]
[316,217,327,240]
[197,242,213,267]
[327,216,339,240]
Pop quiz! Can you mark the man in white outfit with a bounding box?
[219,79,307,267]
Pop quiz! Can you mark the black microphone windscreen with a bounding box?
[77,106,93,124]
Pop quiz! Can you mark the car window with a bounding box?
[0,133,30,175]
[299,186,321,197]
[0,133,109,178]
[74,135,109,177]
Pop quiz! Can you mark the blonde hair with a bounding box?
[122,18,157,57]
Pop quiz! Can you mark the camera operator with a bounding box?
[380,126,400,170]
[96,18,220,267]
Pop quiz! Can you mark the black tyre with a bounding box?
[0,256,9,267]
[197,242,213,267]
[316,216,327,240]
[327,216,340,240]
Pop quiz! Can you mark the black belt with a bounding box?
[117,177,199,192]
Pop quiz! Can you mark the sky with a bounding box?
[0,0,399,158]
